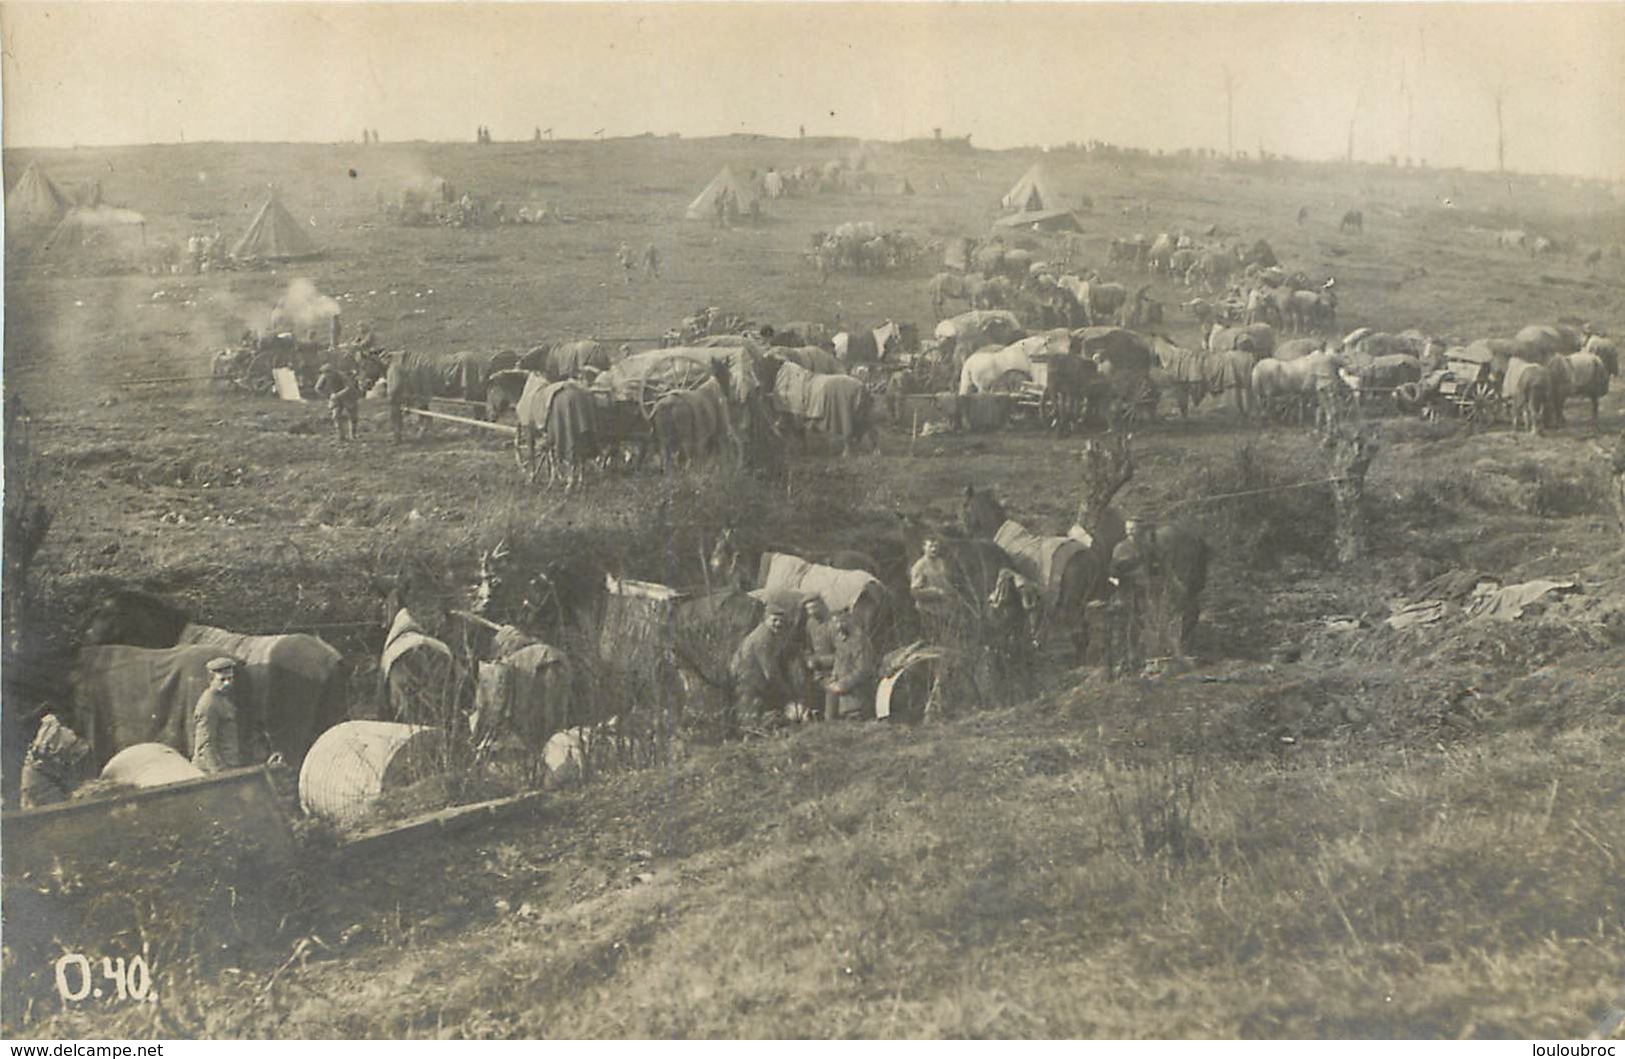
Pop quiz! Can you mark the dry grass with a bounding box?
[6,137,1625,1038]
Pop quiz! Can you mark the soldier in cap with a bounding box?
[192,657,242,773]
[728,596,801,732]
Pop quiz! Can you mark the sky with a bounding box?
[2,2,1622,179]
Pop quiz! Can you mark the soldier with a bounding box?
[616,243,635,286]
[801,596,838,719]
[192,658,242,773]
[643,242,661,278]
[728,600,800,732]
[319,365,361,443]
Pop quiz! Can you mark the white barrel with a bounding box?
[298,721,445,826]
[102,743,206,788]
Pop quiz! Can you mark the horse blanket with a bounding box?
[542,340,610,380]
[70,644,233,769]
[773,360,866,439]
[516,377,600,454]
[1161,345,1248,394]
[385,349,507,403]
[176,623,343,762]
[757,552,888,632]
[779,346,844,375]
[994,520,1087,621]
[474,627,573,750]
[652,379,727,460]
[381,609,453,724]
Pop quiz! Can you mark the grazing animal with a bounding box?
[1081,282,1128,326]
[929,271,979,315]
[1339,209,1364,234]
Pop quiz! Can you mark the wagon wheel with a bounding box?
[244,351,277,395]
[1114,377,1158,429]
[1461,379,1501,427]
[637,381,670,421]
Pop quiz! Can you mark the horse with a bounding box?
[1556,350,1614,427]
[79,588,348,765]
[958,344,1034,396]
[759,355,879,457]
[378,348,518,442]
[1151,335,1253,418]
[1491,350,1553,435]
[833,320,900,364]
[1111,519,1211,658]
[520,339,611,381]
[1339,353,1422,413]
[895,512,1036,709]
[959,487,1101,662]
[709,527,891,639]
[513,375,602,489]
[379,585,456,725]
[1252,351,1346,426]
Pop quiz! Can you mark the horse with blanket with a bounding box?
[77,588,348,766]
[520,339,612,381]
[513,375,603,488]
[960,486,1100,662]
[1151,335,1253,418]
[375,348,520,441]
[760,355,878,456]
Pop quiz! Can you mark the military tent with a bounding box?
[685,166,760,220]
[1001,163,1059,213]
[6,162,70,226]
[232,192,321,261]
[992,208,1083,233]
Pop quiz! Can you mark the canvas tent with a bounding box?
[6,162,70,226]
[1001,163,1059,213]
[685,166,760,220]
[992,208,1083,233]
[232,192,321,261]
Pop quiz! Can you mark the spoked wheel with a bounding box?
[1462,380,1502,428]
[1114,377,1159,429]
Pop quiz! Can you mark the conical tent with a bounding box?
[685,166,760,220]
[232,193,320,260]
[6,162,70,226]
[1001,163,1059,213]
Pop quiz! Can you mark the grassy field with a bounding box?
[4,136,1624,1038]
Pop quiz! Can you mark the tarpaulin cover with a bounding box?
[994,519,1087,619]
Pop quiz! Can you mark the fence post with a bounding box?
[1323,426,1379,565]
